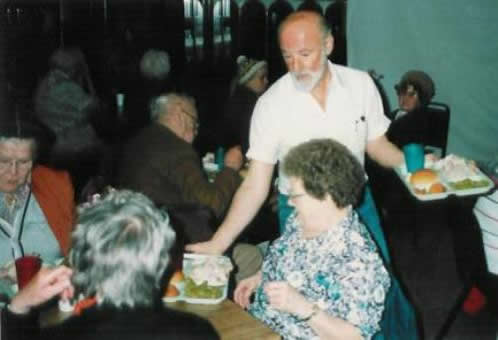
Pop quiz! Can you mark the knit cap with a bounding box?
[237,55,267,85]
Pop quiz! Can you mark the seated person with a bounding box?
[386,70,436,148]
[390,70,435,120]
[123,49,172,137]
[117,93,243,220]
[3,189,219,339]
[367,70,436,216]
[34,47,107,195]
[221,56,278,245]
[117,93,261,282]
[222,55,268,154]
[0,119,74,279]
[234,139,390,340]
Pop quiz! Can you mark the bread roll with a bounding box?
[410,169,445,194]
[170,270,185,285]
[429,182,446,193]
[164,284,180,297]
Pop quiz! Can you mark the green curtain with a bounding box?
[347,0,498,162]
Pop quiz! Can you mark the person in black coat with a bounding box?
[222,55,268,154]
[366,70,436,232]
[3,189,219,340]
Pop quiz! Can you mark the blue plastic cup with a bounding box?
[215,147,225,169]
[403,143,425,173]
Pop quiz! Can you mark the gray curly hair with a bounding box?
[69,189,176,308]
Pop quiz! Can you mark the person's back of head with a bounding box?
[69,189,176,308]
[140,49,171,81]
[49,47,87,80]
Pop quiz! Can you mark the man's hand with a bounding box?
[185,239,225,255]
[224,146,244,171]
[9,266,73,314]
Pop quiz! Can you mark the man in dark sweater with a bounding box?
[117,93,243,219]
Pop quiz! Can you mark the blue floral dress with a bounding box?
[249,208,390,340]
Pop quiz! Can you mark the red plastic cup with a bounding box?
[15,255,42,289]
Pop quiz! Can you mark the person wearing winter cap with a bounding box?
[386,70,437,146]
[393,70,435,119]
[223,56,268,154]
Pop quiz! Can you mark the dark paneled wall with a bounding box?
[1,0,346,152]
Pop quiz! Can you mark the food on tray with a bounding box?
[429,182,446,194]
[448,178,490,190]
[184,277,224,299]
[432,154,490,190]
[409,169,445,194]
[434,154,478,181]
[164,284,180,298]
[183,255,233,299]
[169,270,185,285]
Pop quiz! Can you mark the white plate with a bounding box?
[394,165,495,201]
[163,254,230,305]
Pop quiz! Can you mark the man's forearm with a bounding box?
[367,135,404,168]
[212,162,274,252]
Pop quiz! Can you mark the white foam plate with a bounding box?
[163,254,229,305]
[394,165,495,201]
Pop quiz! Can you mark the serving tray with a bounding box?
[163,254,229,305]
[393,164,495,201]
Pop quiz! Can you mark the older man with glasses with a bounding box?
[118,92,243,219]
[117,93,262,284]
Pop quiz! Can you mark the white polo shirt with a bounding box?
[247,62,389,194]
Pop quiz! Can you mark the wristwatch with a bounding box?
[300,303,320,322]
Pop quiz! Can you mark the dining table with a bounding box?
[165,299,280,340]
[35,298,280,340]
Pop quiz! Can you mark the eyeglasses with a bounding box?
[288,192,306,200]
[180,108,200,134]
[399,90,418,97]
[0,158,33,173]
[395,85,418,97]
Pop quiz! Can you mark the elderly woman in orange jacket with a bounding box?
[0,119,74,273]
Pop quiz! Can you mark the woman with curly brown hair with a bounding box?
[234,139,390,340]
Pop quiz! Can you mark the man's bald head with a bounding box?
[278,11,331,43]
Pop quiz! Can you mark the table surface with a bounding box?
[165,299,280,340]
[39,299,280,340]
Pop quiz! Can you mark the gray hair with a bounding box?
[69,189,176,308]
[149,93,195,122]
[139,49,171,80]
[0,137,37,160]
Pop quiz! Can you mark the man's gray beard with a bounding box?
[289,55,327,93]
[290,73,317,92]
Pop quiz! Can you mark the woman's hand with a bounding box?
[234,271,262,309]
[9,266,73,314]
[264,281,311,317]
